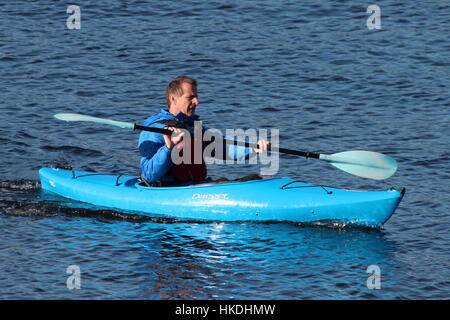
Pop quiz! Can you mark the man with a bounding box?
[138,76,270,185]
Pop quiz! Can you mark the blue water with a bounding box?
[0,0,449,299]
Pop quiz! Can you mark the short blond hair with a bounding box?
[166,76,197,107]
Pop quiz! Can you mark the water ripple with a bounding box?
[0,0,448,300]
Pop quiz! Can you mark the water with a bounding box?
[0,0,449,299]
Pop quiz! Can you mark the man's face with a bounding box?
[170,82,199,118]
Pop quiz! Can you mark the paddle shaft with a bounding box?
[133,124,320,159]
[53,113,397,179]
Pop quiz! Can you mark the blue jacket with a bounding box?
[138,109,253,182]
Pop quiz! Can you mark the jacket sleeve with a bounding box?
[225,137,254,160]
[138,130,173,182]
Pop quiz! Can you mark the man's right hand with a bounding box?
[163,127,185,149]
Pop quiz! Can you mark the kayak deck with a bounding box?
[39,167,404,227]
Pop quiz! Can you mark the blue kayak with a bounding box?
[39,167,404,227]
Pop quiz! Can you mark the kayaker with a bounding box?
[138,76,270,186]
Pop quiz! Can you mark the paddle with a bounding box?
[54,113,398,180]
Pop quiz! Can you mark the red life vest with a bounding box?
[170,137,207,182]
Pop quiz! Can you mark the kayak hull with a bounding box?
[39,167,404,227]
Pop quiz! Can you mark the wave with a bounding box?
[40,145,105,157]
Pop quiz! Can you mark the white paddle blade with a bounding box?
[54,113,134,130]
[320,151,398,180]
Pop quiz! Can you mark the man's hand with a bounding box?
[163,127,185,149]
[253,139,271,153]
